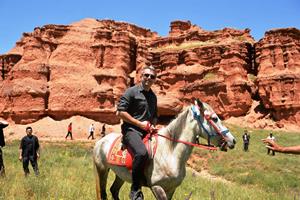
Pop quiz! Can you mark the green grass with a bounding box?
[1,126,300,200]
[151,35,253,53]
[151,40,216,52]
[247,74,257,82]
[193,124,300,199]
[203,72,217,80]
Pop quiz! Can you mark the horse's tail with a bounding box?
[93,137,112,200]
[93,158,101,200]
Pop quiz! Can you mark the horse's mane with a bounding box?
[165,106,191,140]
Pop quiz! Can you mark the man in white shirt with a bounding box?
[87,124,95,140]
[266,133,276,156]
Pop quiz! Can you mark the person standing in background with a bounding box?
[266,133,276,156]
[100,124,106,137]
[88,124,95,140]
[65,122,73,140]
[19,127,40,176]
[242,130,250,152]
[0,120,9,177]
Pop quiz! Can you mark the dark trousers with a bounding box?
[267,148,275,156]
[65,131,73,139]
[243,142,249,151]
[23,156,39,176]
[87,131,94,139]
[123,131,148,192]
[0,147,5,176]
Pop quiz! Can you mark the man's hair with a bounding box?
[26,126,32,131]
[142,65,156,75]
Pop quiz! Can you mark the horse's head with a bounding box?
[191,99,236,151]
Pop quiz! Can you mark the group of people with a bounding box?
[242,130,300,155]
[0,66,158,200]
[87,123,106,140]
[0,120,108,178]
[64,122,106,140]
[242,130,275,154]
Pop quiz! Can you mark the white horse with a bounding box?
[93,99,236,200]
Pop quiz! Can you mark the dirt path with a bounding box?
[187,167,231,184]
[187,154,231,184]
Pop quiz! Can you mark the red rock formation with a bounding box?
[255,28,300,125]
[0,18,157,124]
[0,18,299,130]
[150,22,254,118]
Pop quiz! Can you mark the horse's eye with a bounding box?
[211,116,218,123]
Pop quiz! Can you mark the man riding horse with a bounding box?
[117,65,158,200]
[93,65,236,200]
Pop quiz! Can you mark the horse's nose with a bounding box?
[233,139,236,145]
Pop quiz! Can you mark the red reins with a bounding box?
[155,133,218,151]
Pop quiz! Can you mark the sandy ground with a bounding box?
[2,115,122,142]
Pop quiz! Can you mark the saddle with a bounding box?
[107,133,158,170]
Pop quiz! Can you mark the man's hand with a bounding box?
[140,121,151,131]
[262,139,283,152]
[19,155,22,161]
[37,153,40,159]
[149,124,157,133]
[140,121,157,133]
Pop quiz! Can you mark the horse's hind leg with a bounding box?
[94,163,110,200]
[110,175,124,200]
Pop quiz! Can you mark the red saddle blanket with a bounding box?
[107,133,158,170]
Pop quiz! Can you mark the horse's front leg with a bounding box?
[151,185,168,200]
[165,188,176,200]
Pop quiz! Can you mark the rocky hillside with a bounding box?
[0,18,299,130]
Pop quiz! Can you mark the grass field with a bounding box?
[0,125,299,200]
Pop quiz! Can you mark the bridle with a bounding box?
[154,103,230,151]
[191,104,229,144]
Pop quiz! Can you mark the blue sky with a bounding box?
[0,0,299,54]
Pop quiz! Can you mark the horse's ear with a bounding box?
[195,99,204,110]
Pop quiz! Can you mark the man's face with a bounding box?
[26,128,33,136]
[141,68,156,88]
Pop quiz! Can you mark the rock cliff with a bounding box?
[0,18,299,129]
[255,28,300,126]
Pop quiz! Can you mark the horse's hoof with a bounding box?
[111,194,120,200]
[129,190,144,200]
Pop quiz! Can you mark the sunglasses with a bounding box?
[143,73,156,79]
